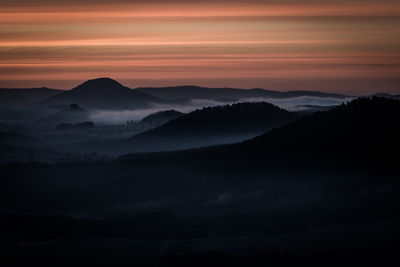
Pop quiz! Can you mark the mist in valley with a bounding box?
[89,96,352,125]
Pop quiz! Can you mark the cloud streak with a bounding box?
[0,1,399,94]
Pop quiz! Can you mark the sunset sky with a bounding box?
[1,0,399,94]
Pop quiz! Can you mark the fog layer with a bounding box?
[90,96,352,124]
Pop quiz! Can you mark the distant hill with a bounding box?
[0,87,61,107]
[37,78,162,109]
[77,102,298,155]
[137,85,348,101]
[367,92,400,99]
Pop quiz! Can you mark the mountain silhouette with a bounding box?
[38,78,162,109]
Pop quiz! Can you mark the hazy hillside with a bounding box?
[37,104,91,125]
[0,87,61,107]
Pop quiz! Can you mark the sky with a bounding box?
[0,0,399,94]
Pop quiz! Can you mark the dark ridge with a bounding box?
[134,102,297,138]
[231,96,400,170]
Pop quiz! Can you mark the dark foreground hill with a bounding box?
[0,97,399,265]
[37,78,162,109]
[75,102,298,155]
[235,96,400,168]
